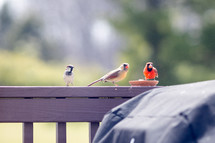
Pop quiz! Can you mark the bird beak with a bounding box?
[149,64,153,68]
[125,65,129,69]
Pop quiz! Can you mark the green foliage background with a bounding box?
[0,50,101,86]
[111,0,215,85]
[0,123,89,143]
[0,0,215,142]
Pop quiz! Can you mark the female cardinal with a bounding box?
[143,62,158,80]
[88,63,129,86]
[63,65,74,86]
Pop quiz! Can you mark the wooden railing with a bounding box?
[0,86,160,143]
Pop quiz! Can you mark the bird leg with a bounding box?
[113,82,118,86]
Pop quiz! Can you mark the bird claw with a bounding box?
[113,83,118,86]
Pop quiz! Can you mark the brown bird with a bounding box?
[88,63,129,86]
[143,62,158,80]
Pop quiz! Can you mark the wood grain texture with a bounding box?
[0,98,129,122]
[56,122,66,143]
[0,86,162,142]
[23,122,33,143]
[89,122,100,143]
[0,86,160,98]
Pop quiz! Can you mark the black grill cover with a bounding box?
[93,80,215,143]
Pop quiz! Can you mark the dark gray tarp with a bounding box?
[93,80,215,143]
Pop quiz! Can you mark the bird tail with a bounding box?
[88,79,102,87]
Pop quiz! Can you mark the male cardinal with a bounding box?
[143,62,158,80]
[88,63,129,86]
[63,65,74,86]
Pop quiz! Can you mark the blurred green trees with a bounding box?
[0,3,61,85]
[0,1,215,86]
[111,0,215,85]
[0,49,100,86]
[0,3,64,61]
[0,3,100,86]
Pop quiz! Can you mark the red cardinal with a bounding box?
[143,62,158,80]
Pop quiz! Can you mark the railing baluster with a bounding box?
[56,122,66,143]
[23,122,33,143]
[0,86,157,143]
[89,122,99,143]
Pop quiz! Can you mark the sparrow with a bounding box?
[143,62,158,80]
[63,65,74,86]
[88,63,129,86]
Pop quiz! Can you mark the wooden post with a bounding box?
[56,122,66,143]
[89,122,99,143]
[23,122,33,143]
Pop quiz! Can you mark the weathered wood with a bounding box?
[0,98,129,122]
[56,122,66,143]
[89,122,100,143]
[0,86,159,98]
[23,122,33,143]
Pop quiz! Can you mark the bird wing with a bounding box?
[102,69,120,81]
[154,67,158,78]
[88,69,120,86]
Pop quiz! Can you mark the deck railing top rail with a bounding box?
[0,86,158,98]
[0,86,161,143]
